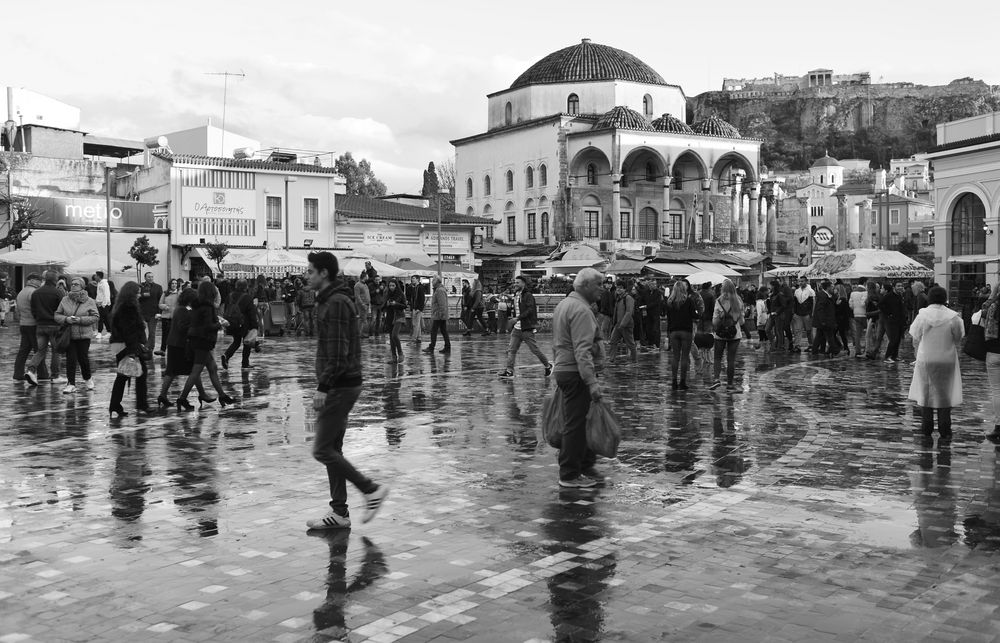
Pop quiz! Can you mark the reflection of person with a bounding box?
[664,406,702,481]
[910,443,957,548]
[383,379,405,447]
[711,398,747,488]
[310,533,388,639]
[110,430,152,545]
[908,286,963,440]
[166,420,220,538]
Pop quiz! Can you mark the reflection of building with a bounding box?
[924,111,1000,315]
[451,39,761,254]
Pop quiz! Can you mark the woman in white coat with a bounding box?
[908,286,964,439]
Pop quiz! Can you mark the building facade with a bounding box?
[452,39,762,255]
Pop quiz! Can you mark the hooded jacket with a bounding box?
[908,304,964,408]
[315,278,362,391]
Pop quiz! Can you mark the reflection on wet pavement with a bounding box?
[3,331,1000,641]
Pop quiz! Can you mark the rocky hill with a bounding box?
[691,79,1000,172]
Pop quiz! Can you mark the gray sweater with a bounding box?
[551,292,602,387]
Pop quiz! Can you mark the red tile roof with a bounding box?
[336,195,486,225]
[155,153,344,175]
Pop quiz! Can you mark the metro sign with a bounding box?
[812,226,834,246]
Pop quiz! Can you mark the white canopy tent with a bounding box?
[0,249,66,266]
[221,248,310,277]
[684,271,732,287]
[65,252,131,274]
[339,254,405,279]
[803,249,933,280]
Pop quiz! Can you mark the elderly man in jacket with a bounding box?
[498,275,552,377]
[552,267,606,488]
[423,277,451,354]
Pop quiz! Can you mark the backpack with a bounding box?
[224,294,245,328]
[716,302,738,339]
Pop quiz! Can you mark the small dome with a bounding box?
[811,152,842,168]
[593,106,653,131]
[692,114,741,138]
[511,39,668,89]
[651,113,693,134]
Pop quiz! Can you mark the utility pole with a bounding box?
[205,71,245,156]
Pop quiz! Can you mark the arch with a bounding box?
[587,163,597,185]
[622,146,668,182]
[466,206,475,217]
[569,147,612,188]
[670,197,686,210]
[538,196,549,207]
[484,174,491,196]
[504,200,516,213]
[524,198,535,209]
[620,196,633,210]
[525,165,534,188]
[951,192,987,256]
[483,203,493,217]
[582,194,602,207]
[505,170,514,192]
[940,182,992,224]
[642,94,653,118]
[638,206,659,241]
[465,177,473,198]
[539,164,547,187]
[712,151,758,183]
[567,93,579,115]
[504,102,512,126]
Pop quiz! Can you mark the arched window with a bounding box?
[951,193,986,256]
[525,166,534,188]
[586,163,597,185]
[642,94,653,117]
[567,94,579,115]
[541,212,549,239]
[465,177,473,199]
[539,164,547,187]
[466,206,475,217]
[504,102,512,126]
[505,170,514,192]
[645,162,656,182]
[484,175,491,196]
[483,204,493,239]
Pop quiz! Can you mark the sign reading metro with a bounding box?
[33,196,157,230]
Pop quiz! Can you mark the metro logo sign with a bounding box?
[812,226,834,246]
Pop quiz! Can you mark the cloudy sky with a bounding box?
[7,0,995,192]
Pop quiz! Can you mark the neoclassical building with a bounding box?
[451,39,762,254]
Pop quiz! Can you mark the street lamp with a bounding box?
[284,176,297,250]
[436,188,448,279]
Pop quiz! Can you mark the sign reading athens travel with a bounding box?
[182,187,256,219]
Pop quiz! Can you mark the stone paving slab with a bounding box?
[1,331,1000,641]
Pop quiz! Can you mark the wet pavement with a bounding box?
[2,328,1000,642]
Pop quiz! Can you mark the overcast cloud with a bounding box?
[6,0,996,192]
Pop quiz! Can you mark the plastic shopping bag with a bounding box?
[541,389,564,449]
[586,400,621,458]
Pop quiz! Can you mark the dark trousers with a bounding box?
[921,407,952,436]
[312,386,376,516]
[97,306,111,333]
[428,320,450,349]
[555,372,595,481]
[668,330,693,382]
[811,326,841,355]
[713,338,740,384]
[65,339,92,385]
[224,328,252,367]
[372,307,384,335]
[644,314,661,348]
[884,322,903,360]
[144,316,157,352]
[110,351,148,410]
[14,325,46,380]
[159,318,172,350]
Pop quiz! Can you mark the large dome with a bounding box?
[510,38,668,89]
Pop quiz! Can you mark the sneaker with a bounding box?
[62,384,76,394]
[84,379,95,390]
[498,369,514,378]
[708,380,722,390]
[558,475,598,488]
[306,511,352,531]
[154,350,165,356]
[884,357,896,364]
[581,466,605,480]
[52,377,68,385]
[361,485,389,523]
[25,371,38,386]
[544,364,553,377]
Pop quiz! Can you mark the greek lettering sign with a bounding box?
[182,187,256,219]
[812,226,834,246]
[33,196,156,229]
[364,230,396,245]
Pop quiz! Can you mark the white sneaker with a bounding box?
[62,384,76,394]
[52,376,68,385]
[361,485,389,523]
[306,511,352,530]
[84,379,95,390]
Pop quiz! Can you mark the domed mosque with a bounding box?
[451,39,762,261]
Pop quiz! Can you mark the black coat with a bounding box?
[110,304,146,354]
[879,290,906,326]
[188,301,221,350]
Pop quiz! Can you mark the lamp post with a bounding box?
[436,188,448,279]
[284,176,297,250]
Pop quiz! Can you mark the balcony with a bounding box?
[182,217,256,237]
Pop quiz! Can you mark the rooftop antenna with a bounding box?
[204,70,245,156]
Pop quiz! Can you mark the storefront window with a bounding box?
[951,192,986,256]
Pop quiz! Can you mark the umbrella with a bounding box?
[0,249,66,266]
[340,254,404,278]
[65,252,130,274]
[684,271,731,287]
[803,249,933,280]
[391,259,436,277]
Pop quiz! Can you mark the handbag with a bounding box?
[243,328,259,346]
[694,332,715,349]
[964,323,987,361]
[55,302,83,353]
[116,354,143,378]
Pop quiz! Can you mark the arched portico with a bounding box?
[673,150,709,245]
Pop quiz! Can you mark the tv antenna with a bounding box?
[205,70,245,156]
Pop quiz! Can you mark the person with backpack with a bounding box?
[296,284,317,336]
[709,279,746,390]
[221,279,259,371]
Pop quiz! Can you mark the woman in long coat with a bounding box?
[908,286,964,439]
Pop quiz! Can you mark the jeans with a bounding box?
[811,326,841,355]
[224,328,252,367]
[884,322,903,360]
[14,325,44,380]
[608,324,636,360]
[410,309,423,340]
[792,314,812,348]
[921,407,952,436]
[110,350,148,410]
[597,313,612,341]
[313,386,377,516]
[505,328,550,371]
[428,319,450,350]
[144,316,158,352]
[554,372,595,481]
[65,339,92,385]
[389,320,403,359]
[985,352,1000,427]
[866,318,885,357]
[644,314,661,348]
[301,307,315,335]
[713,338,740,384]
[28,325,60,378]
[358,307,372,336]
[852,317,866,355]
[97,306,111,333]
[372,307,384,335]
[669,330,693,382]
[159,318,172,351]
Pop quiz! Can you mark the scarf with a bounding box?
[69,289,89,304]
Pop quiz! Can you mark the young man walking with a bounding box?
[406,276,426,343]
[306,251,388,530]
[498,275,552,377]
[25,271,64,386]
[95,271,112,339]
[423,277,451,354]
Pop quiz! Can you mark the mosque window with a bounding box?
[819,176,825,184]
[466,178,473,199]
[506,170,514,192]
[645,162,656,182]
[586,163,597,185]
[505,102,512,125]
[539,164,547,187]
[484,175,491,196]
[507,216,516,242]
[541,212,549,239]
[951,193,986,256]
[643,94,653,117]
[567,94,579,115]
[526,166,534,188]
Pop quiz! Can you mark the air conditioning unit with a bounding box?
[642,245,657,257]
[599,241,615,252]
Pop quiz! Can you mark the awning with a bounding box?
[536,259,606,269]
[688,262,741,277]
[646,262,698,276]
[349,244,434,265]
[949,254,1000,263]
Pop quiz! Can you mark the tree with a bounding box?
[205,241,230,275]
[436,158,456,194]
[128,235,159,280]
[0,191,44,250]
[421,161,440,197]
[334,152,387,197]
[896,238,919,255]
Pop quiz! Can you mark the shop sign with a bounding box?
[812,226,834,246]
[182,187,255,219]
[421,231,470,252]
[472,234,484,250]
[364,230,396,245]
[33,196,156,229]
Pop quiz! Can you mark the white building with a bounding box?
[451,39,762,254]
[157,124,261,159]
